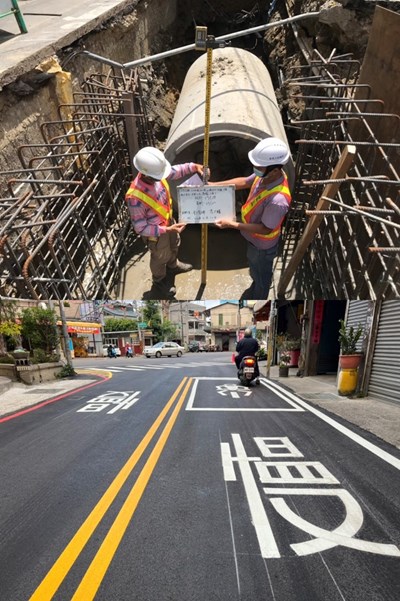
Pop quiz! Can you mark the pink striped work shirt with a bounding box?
[126,163,199,237]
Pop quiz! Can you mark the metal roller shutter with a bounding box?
[368,301,400,403]
[346,301,371,352]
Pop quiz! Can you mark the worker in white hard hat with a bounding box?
[126,146,205,298]
[211,137,292,300]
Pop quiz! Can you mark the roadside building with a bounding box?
[168,302,208,347]
[257,300,400,402]
[205,301,254,352]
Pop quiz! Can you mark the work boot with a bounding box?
[153,278,176,298]
[167,261,193,275]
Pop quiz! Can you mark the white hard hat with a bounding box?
[133,146,171,180]
[248,137,290,167]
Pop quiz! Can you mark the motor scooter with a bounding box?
[237,355,260,387]
[108,346,117,358]
[126,347,134,358]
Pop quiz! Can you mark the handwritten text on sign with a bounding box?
[177,185,236,224]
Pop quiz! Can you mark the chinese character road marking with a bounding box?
[77,391,140,413]
[221,433,400,559]
[216,384,252,398]
[267,489,400,557]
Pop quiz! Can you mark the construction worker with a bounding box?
[212,137,291,300]
[126,147,205,298]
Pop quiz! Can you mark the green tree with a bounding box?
[104,317,138,332]
[161,319,178,342]
[0,299,22,355]
[21,307,59,355]
[143,301,163,342]
[141,302,178,343]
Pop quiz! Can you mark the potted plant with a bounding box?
[338,319,364,369]
[276,333,291,377]
[286,337,301,367]
[279,350,291,377]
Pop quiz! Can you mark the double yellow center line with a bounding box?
[30,377,192,601]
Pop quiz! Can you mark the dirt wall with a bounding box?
[0,0,179,173]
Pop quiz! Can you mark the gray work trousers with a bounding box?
[143,230,180,282]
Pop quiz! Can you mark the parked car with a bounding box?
[188,341,207,352]
[144,341,185,358]
[102,345,121,357]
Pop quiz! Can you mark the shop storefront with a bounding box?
[58,321,103,358]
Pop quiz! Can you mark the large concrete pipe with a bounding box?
[164,46,294,190]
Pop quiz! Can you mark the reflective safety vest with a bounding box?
[125,177,173,225]
[241,175,291,240]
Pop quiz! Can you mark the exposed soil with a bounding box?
[0,0,389,171]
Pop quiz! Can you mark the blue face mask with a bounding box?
[253,167,266,178]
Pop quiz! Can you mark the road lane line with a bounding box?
[263,379,400,471]
[71,377,193,600]
[29,377,188,601]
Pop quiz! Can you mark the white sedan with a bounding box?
[144,341,185,358]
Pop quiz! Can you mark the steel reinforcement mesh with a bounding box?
[0,69,154,300]
[278,51,400,300]
[1,53,399,300]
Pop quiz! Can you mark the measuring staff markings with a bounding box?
[77,391,140,414]
[221,434,400,559]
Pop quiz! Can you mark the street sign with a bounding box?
[138,322,147,329]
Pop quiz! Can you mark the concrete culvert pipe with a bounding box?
[164,46,295,191]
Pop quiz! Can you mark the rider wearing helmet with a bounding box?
[126,147,205,298]
[234,327,260,374]
[212,137,292,300]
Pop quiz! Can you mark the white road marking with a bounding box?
[263,378,400,471]
[231,434,280,558]
[220,434,242,597]
[266,488,400,557]
[186,377,304,411]
[260,379,304,410]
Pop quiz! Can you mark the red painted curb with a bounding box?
[0,373,110,424]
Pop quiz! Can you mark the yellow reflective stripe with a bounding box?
[242,183,290,219]
[126,179,172,221]
[241,177,291,240]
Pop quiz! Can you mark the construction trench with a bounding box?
[0,0,399,301]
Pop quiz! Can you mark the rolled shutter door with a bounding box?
[368,301,400,403]
[346,301,371,352]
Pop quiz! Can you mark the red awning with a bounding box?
[57,321,101,334]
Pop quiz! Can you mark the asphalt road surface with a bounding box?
[1,353,400,600]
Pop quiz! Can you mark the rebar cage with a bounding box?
[278,50,400,300]
[0,51,399,300]
[0,68,154,300]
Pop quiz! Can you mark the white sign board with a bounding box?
[177,184,236,224]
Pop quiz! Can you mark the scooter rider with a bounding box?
[235,328,260,377]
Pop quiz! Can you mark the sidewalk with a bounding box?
[265,365,400,450]
[0,0,132,87]
[1,367,399,450]
[0,372,100,419]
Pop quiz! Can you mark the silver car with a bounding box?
[144,341,185,358]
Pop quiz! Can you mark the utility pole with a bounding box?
[266,300,276,379]
[57,300,73,367]
[237,301,242,341]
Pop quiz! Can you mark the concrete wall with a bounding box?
[0,362,64,384]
